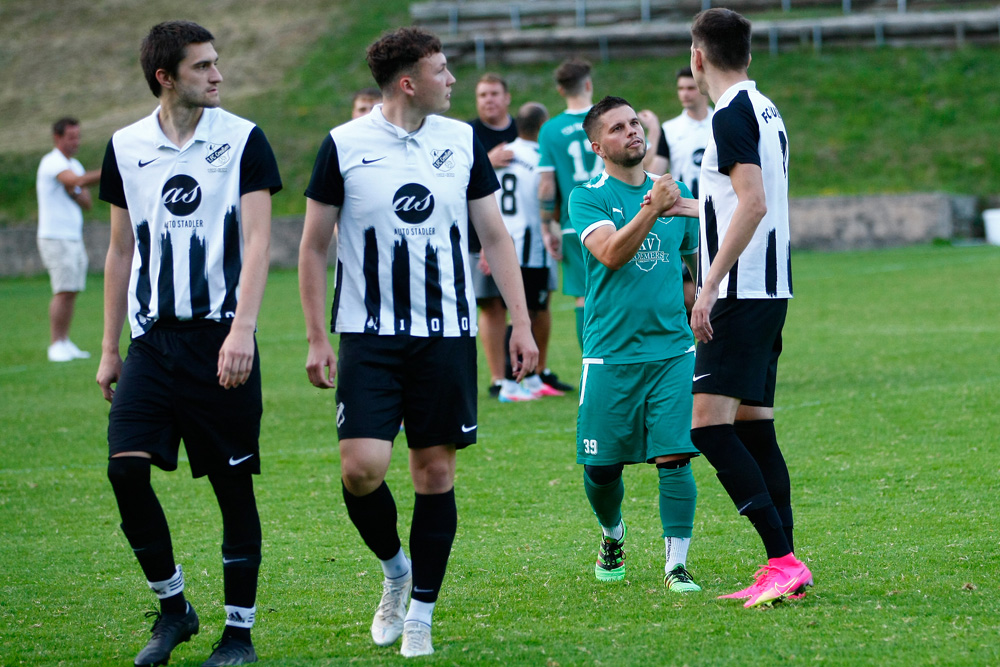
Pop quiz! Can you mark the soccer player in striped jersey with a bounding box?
[569,96,702,591]
[97,20,281,666]
[299,27,538,658]
[657,8,812,608]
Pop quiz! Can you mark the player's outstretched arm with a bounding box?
[218,189,272,389]
[97,205,134,402]
[469,194,539,381]
[299,198,340,388]
[583,176,680,270]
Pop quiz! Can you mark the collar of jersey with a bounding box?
[370,103,429,141]
[148,105,215,152]
[716,80,757,108]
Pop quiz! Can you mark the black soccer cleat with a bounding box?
[134,604,199,666]
[540,370,573,392]
[201,636,258,666]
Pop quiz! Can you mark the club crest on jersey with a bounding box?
[161,175,202,216]
[205,143,232,167]
[393,183,435,224]
[431,149,454,172]
[632,231,667,272]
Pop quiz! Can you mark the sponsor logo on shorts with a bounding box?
[229,454,254,466]
[693,373,711,382]
[336,402,346,427]
[461,424,477,433]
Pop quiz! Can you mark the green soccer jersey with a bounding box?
[538,108,604,231]
[568,173,699,363]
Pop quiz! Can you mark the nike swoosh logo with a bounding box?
[461,424,477,433]
[413,587,434,593]
[693,373,711,382]
[362,156,386,164]
[222,557,248,564]
[138,158,160,168]
[774,578,799,596]
[229,454,255,466]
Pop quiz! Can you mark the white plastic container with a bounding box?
[984,209,1000,246]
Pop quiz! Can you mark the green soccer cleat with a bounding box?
[664,564,702,592]
[594,521,627,581]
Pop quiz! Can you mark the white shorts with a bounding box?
[38,238,88,294]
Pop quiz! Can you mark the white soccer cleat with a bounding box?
[47,340,74,362]
[64,339,91,359]
[371,573,412,646]
[400,620,434,658]
[498,379,538,403]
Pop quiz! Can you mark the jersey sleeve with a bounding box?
[712,97,761,175]
[466,132,500,200]
[656,130,670,161]
[536,124,555,172]
[568,185,613,242]
[99,138,127,209]
[304,134,345,207]
[239,126,283,196]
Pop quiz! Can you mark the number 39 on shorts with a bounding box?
[583,438,598,455]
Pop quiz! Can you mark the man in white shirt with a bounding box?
[36,117,101,362]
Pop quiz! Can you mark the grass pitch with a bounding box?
[1,243,999,665]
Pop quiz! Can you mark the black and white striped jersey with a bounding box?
[100,107,282,338]
[494,138,548,269]
[698,81,793,299]
[305,105,499,337]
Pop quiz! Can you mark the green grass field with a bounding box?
[1,243,998,665]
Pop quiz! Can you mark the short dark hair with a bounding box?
[691,8,752,72]
[477,73,508,93]
[516,102,548,138]
[352,87,382,103]
[366,27,442,90]
[582,95,631,143]
[52,117,79,136]
[140,21,215,98]
[676,66,694,80]
[554,58,592,96]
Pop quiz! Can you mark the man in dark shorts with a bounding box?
[96,20,281,667]
[659,8,812,608]
[298,27,537,658]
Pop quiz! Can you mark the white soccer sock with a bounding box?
[602,520,624,542]
[664,536,691,573]
[404,599,435,627]
[147,564,185,599]
[381,548,411,580]
[224,605,256,628]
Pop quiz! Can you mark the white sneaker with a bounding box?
[371,573,412,646]
[521,373,565,397]
[47,340,74,362]
[400,620,434,657]
[498,379,538,403]
[64,339,91,359]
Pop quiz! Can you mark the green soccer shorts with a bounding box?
[576,352,699,465]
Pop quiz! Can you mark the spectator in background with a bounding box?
[352,87,383,119]
[36,117,101,362]
[638,66,713,314]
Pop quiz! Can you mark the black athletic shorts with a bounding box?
[335,334,478,448]
[692,298,787,407]
[108,320,262,477]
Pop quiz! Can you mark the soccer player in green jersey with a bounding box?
[537,58,603,350]
[568,96,701,590]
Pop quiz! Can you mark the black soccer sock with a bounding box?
[735,419,794,552]
[409,489,457,604]
[107,456,187,614]
[342,481,402,561]
[209,472,262,627]
[690,424,791,559]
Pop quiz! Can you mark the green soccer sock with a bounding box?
[583,469,624,531]
[574,306,584,349]
[658,464,697,539]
